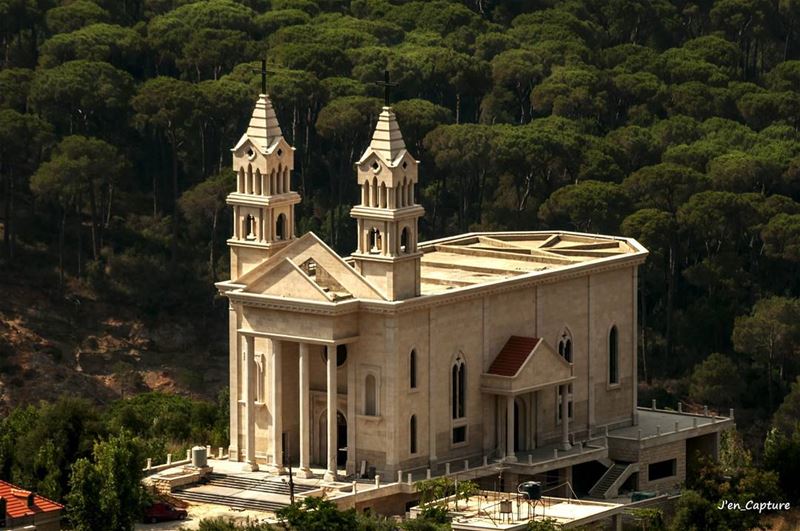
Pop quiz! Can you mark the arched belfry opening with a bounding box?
[276,213,287,241]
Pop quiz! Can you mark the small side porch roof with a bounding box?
[481,336,574,395]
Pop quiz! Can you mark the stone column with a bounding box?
[561,384,571,451]
[271,338,285,473]
[506,395,516,461]
[297,343,312,478]
[228,307,239,461]
[243,335,259,471]
[324,345,338,481]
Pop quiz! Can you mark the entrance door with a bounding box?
[318,410,348,467]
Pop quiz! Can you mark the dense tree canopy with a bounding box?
[3,0,800,519]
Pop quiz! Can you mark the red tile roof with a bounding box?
[0,479,63,520]
[487,336,540,376]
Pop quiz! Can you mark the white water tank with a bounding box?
[191,446,207,468]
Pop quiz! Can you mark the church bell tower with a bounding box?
[350,72,424,300]
[228,61,300,281]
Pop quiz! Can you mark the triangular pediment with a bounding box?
[482,338,574,395]
[248,258,331,301]
[238,232,386,301]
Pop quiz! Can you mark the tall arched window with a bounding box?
[246,164,253,194]
[609,325,619,384]
[409,349,417,389]
[365,374,377,416]
[254,169,262,195]
[363,180,370,206]
[410,415,417,454]
[380,182,387,208]
[238,167,245,192]
[451,357,466,419]
[276,213,286,240]
[558,329,573,363]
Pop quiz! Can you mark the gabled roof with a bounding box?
[487,336,541,376]
[0,480,62,520]
[357,106,408,167]
[482,337,573,395]
[237,232,387,301]
[232,93,283,154]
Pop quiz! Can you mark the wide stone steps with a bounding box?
[201,473,316,495]
[172,490,287,512]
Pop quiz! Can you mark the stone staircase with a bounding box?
[589,463,631,498]
[172,490,288,512]
[172,472,317,512]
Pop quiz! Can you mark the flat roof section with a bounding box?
[418,232,644,295]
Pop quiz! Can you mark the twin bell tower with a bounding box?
[227,66,422,301]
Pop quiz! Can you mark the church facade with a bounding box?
[215,89,731,494]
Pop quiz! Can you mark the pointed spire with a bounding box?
[244,94,283,153]
[364,106,406,164]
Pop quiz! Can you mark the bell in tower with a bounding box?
[227,61,301,280]
[350,71,425,300]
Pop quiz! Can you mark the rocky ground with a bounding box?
[0,273,228,414]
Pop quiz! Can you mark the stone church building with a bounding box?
[215,90,731,496]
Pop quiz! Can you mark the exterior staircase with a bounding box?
[172,472,317,512]
[588,462,638,499]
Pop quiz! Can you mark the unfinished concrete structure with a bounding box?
[216,90,733,500]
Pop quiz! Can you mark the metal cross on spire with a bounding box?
[376,69,397,106]
[260,59,267,94]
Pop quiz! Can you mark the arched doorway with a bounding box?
[318,410,348,467]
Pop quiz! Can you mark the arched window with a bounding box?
[372,177,378,206]
[254,169,262,195]
[410,415,417,454]
[365,374,377,416]
[270,169,276,195]
[558,329,573,363]
[609,325,619,384]
[284,167,290,192]
[247,164,253,194]
[363,180,370,206]
[451,357,466,419]
[369,228,381,254]
[380,182,387,208]
[400,227,409,254]
[276,213,286,241]
[409,349,417,389]
[245,214,256,240]
[238,167,245,192]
